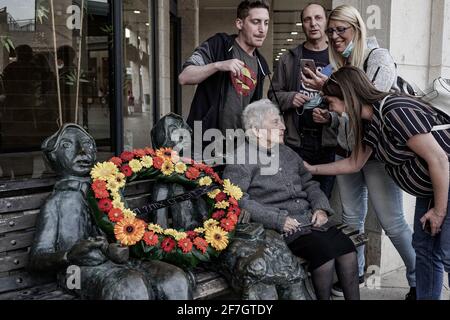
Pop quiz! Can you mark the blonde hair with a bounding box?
[328,5,367,70]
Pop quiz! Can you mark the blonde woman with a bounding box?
[302,5,416,299]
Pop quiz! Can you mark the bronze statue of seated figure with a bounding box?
[29,123,193,300]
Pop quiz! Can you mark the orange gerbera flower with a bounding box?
[178,238,193,254]
[193,237,208,254]
[143,231,159,246]
[108,208,124,222]
[114,218,146,246]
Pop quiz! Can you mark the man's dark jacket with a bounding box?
[185,33,270,133]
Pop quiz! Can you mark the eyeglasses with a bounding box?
[325,26,352,37]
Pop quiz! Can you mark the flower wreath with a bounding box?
[87,147,243,269]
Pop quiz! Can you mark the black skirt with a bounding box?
[288,226,356,271]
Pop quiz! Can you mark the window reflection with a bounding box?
[123,0,154,150]
[0,0,113,180]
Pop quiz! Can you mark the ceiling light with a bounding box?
[291,32,298,35]
[275,58,280,61]
[146,22,150,26]
[281,49,287,52]
[296,22,302,26]
[134,10,141,14]
[287,38,294,42]
[125,28,130,38]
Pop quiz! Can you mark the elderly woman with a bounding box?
[223,99,359,300]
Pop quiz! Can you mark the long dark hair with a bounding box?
[322,66,391,154]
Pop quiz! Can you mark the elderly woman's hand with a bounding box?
[312,210,328,227]
[301,69,328,91]
[283,217,300,233]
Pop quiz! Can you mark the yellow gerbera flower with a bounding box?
[114,218,146,246]
[91,162,119,181]
[112,198,125,210]
[164,228,179,237]
[161,160,175,176]
[112,173,126,188]
[204,219,219,230]
[215,200,230,210]
[199,176,213,186]
[194,227,205,234]
[106,179,120,193]
[141,156,153,168]
[129,159,143,173]
[123,208,136,219]
[223,179,243,201]
[148,223,164,234]
[174,162,187,174]
[207,189,221,199]
[174,232,188,241]
[205,226,229,251]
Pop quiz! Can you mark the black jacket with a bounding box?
[185,33,270,134]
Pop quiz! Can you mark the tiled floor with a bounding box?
[333,267,450,300]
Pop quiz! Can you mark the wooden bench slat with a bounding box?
[0,230,35,253]
[0,251,30,273]
[123,179,155,196]
[0,271,55,294]
[0,192,51,213]
[0,178,56,195]
[0,210,39,234]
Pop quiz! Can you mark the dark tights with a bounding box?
[311,251,360,300]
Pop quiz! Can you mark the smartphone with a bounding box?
[423,220,432,235]
[301,59,317,78]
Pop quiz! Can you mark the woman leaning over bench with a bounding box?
[222,99,360,300]
[306,66,450,300]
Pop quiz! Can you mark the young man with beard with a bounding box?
[179,0,271,147]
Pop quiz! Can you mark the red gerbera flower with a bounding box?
[204,167,214,175]
[120,151,135,162]
[92,180,107,192]
[227,213,238,224]
[161,237,176,253]
[178,238,193,254]
[95,189,110,199]
[108,208,124,222]
[228,206,241,217]
[120,165,133,177]
[134,149,146,158]
[185,167,200,180]
[212,210,226,220]
[228,197,238,207]
[211,172,223,184]
[193,237,208,254]
[144,147,156,156]
[153,157,164,170]
[143,231,159,246]
[186,231,198,240]
[215,192,227,203]
[98,198,113,212]
[220,218,236,232]
[109,157,122,167]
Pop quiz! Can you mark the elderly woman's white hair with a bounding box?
[242,99,280,131]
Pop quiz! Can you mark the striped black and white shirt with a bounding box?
[363,95,450,198]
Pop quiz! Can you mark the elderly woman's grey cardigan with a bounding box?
[223,140,334,233]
